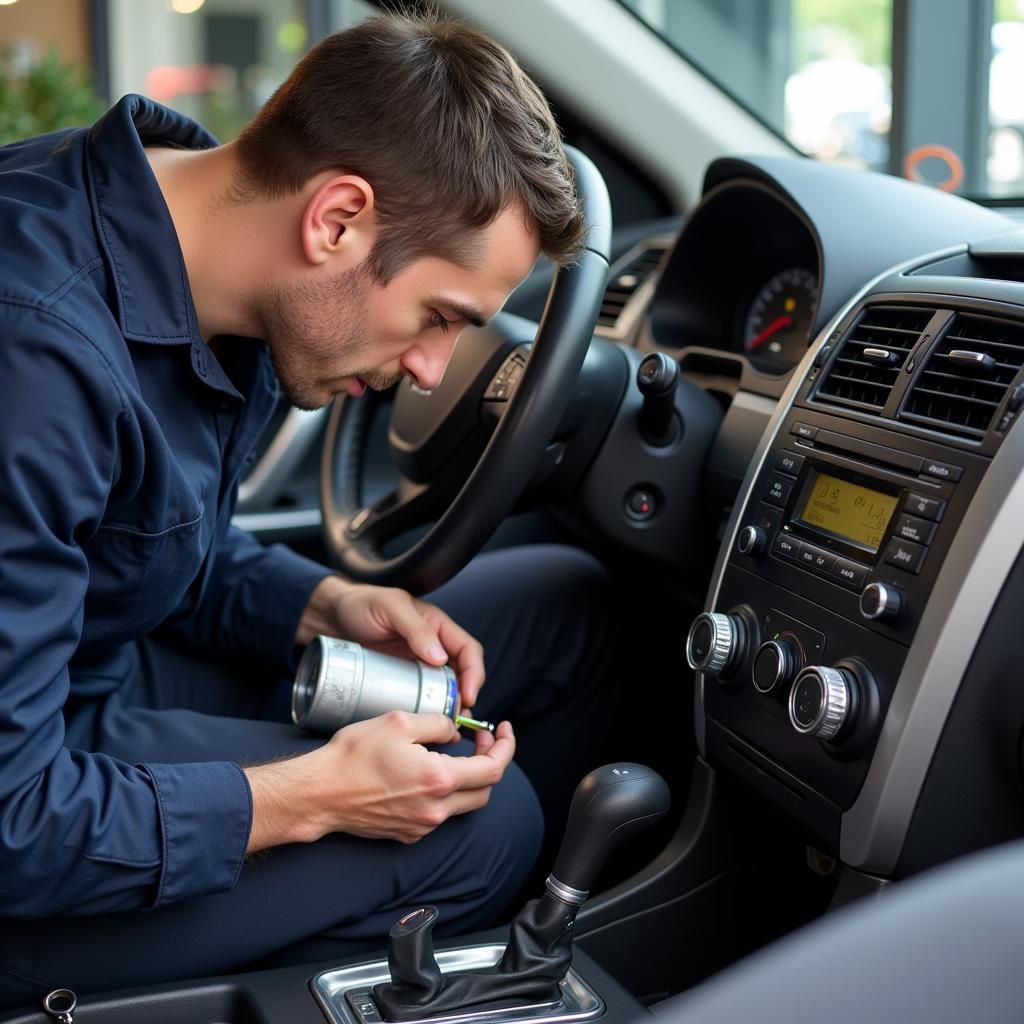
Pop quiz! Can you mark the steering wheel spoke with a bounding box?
[344,480,441,549]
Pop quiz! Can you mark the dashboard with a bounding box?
[607,156,1024,883]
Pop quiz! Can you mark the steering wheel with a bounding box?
[320,147,611,595]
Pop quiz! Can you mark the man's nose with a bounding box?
[403,332,460,392]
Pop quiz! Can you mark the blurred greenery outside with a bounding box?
[0,49,103,146]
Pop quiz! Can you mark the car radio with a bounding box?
[687,406,990,848]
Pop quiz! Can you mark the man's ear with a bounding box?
[300,174,377,269]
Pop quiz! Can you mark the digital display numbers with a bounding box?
[797,472,897,552]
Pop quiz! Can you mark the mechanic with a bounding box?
[0,12,622,1010]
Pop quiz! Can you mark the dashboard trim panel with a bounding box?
[841,391,1024,871]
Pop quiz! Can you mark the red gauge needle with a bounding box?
[747,314,793,351]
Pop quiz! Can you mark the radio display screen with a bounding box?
[797,471,897,552]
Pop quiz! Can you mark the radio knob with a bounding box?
[860,581,903,622]
[737,525,767,557]
[753,640,799,696]
[686,612,743,676]
[789,666,854,741]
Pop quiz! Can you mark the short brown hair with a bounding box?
[234,11,585,281]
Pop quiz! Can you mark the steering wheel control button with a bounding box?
[686,612,740,676]
[789,666,852,740]
[894,513,936,546]
[789,421,818,441]
[832,558,868,590]
[776,450,806,476]
[883,537,927,574]
[860,581,903,622]
[753,640,799,697]
[773,533,802,561]
[624,487,657,521]
[921,459,963,483]
[905,492,946,521]
[484,354,527,401]
[737,525,767,557]
[763,473,794,507]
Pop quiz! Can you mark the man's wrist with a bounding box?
[295,574,349,648]
[244,754,329,853]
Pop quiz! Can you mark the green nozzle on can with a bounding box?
[455,715,496,732]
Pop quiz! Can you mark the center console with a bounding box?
[691,277,1024,870]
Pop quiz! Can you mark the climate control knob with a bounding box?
[789,666,855,741]
[860,582,902,622]
[686,612,743,676]
[753,640,799,696]
[736,525,767,557]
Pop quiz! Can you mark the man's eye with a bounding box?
[430,311,452,334]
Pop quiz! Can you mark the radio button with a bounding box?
[811,548,837,573]
[883,537,927,574]
[764,474,794,507]
[894,513,936,546]
[773,534,802,560]
[776,450,806,477]
[753,503,782,534]
[921,460,963,483]
[790,422,818,441]
[905,493,946,522]
[797,545,836,574]
[832,558,868,589]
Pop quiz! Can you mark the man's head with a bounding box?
[231,11,586,409]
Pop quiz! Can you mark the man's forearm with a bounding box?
[244,757,328,853]
[295,574,349,648]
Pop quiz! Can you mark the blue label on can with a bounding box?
[443,667,457,718]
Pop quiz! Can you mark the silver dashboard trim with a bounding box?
[841,386,1024,871]
[231,506,321,535]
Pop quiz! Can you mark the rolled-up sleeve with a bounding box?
[0,309,251,916]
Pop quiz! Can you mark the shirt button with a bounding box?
[219,400,232,412]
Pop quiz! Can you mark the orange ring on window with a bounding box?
[903,143,965,193]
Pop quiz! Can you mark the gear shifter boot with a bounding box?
[375,907,446,1010]
[373,894,574,1021]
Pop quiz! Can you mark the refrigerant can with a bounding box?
[292,635,458,734]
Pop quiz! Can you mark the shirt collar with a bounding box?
[86,95,242,397]
[87,94,214,346]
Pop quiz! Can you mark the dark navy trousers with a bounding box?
[0,545,621,1010]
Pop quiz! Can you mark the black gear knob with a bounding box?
[548,763,670,902]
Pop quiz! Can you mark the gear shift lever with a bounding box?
[373,764,670,1021]
[546,762,672,904]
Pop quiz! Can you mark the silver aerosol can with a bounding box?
[292,635,458,734]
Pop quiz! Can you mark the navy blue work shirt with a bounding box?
[0,96,332,916]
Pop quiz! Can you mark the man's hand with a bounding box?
[297,576,486,707]
[244,711,515,852]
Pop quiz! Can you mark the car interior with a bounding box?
[7,0,1024,1020]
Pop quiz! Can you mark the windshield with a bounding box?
[619,0,1024,200]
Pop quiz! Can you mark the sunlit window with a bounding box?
[106,0,307,141]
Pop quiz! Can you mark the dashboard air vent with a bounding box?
[597,246,666,330]
[900,313,1024,440]
[816,306,932,412]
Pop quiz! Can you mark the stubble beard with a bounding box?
[259,265,400,410]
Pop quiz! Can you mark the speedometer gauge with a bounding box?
[742,267,818,375]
